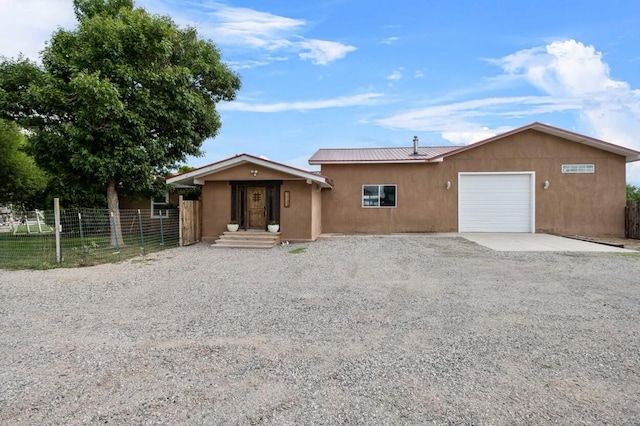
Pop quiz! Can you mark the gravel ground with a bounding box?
[1,235,640,425]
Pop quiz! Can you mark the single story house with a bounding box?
[168,122,640,242]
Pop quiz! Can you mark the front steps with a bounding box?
[214,231,281,248]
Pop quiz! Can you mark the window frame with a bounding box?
[362,184,397,208]
[561,164,595,174]
[150,192,170,218]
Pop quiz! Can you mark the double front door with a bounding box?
[231,182,280,230]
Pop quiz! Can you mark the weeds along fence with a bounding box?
[627,200,640,239]
[0,203,179,269]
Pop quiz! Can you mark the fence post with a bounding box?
[35,209,43,233]
[137,209,146,256]
[54,198,61,264]
[110,211,121,261]
[178,195,184,247]
[78,211,87,265]
[159,210,165,250]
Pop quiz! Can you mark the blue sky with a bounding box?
[2,0,640,183]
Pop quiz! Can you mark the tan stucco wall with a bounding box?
[320,129,627,237]
[311,185,323,240]
[199,179,319,242]
[199,163,302,182]
[201,181,231,243]
[281,181,316,241]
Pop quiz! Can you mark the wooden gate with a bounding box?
[626,200,640,239]
[179,196,202,246]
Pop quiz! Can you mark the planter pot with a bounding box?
[267,224,280,233]
[227,224,239,232]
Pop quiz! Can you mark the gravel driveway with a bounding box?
[1,235,639,425]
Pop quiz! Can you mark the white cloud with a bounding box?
[386,69,403,81]
[184,2,355,65]
[496,40,628,97]
[442,128,499,145]
[201,5,303,50]
[219,92,383,112]
[0,0,76,61]
[414,70,424,78]
[298,39,356,65]
[375,96,578,132]
[226,56,289,70]
[495,39,640,182]
[374,39,640,182]
[381,37,399,45]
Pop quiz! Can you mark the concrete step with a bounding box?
[221,231,281,240]
[214,231,281,248]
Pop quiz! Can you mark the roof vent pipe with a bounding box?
[412,136,419,155]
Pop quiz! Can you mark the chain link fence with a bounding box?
[0,207,179,269]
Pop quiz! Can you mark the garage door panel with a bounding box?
[459,173,533,233]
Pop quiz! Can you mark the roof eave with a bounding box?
[168,154,334,188]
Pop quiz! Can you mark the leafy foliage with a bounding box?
[0,119,47,208]
[0,0,240,208]
[627,184,640,201]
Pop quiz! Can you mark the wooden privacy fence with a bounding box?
[626,200,640,239]
[179,196,202,246]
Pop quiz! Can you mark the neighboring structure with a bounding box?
[119,192,180,217]
[168,122,640,242]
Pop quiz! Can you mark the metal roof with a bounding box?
[308,122,640,165]
[308,146,458,164]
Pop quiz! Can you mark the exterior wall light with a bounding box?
[543,180,549,189]
[446,181,451,190]
[250,169,258,177]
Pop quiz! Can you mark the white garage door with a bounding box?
[458,173,534,232]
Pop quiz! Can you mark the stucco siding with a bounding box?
[311,185,323,240]
[320,129,627,237]
[201,181,231,243]
[198,163,302,182]
[281,181,314,241]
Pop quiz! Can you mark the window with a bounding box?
[562,164,594,173]
[362,185,396,207]
[151,192,169,217]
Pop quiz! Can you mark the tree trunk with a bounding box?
[107,179,124,248]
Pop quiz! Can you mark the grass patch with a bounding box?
[288,247,307,254]
[0,232,179,269]
[608,251,640,258]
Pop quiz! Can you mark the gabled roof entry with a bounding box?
[308,122,640,164]
[167,154,334,188]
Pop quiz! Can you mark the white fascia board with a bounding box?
[169,154,333,188]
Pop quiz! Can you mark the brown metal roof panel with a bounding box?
[309,146,459,163]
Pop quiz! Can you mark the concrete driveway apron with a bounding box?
[460,233,635,252]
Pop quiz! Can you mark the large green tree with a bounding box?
[0,119,48,208]
[0,0,240,243]
[628,184,640,201]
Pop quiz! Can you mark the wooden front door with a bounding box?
[247,186,266,229]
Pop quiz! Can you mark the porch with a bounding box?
[214,230,282,248]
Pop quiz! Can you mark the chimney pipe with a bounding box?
[412,136,419,155]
